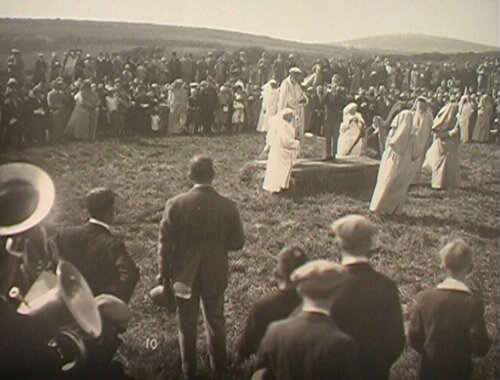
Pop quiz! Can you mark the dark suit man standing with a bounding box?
[254,260,361,380]
[157,156,245,379]
[329,215,405,380]
[55,188,139,303]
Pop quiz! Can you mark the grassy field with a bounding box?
[0,133,498,379]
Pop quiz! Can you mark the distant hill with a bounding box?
[335,33,499,54]
[0,18,354,60]
[0,19,498,69]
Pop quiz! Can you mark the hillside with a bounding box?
[336,33,498,54]
[0,18,354,59]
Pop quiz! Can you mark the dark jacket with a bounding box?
[408,287,491,380]
[256,311,361,380]
[237,288,301,359]
[54,222,139,303]
[329,263,405,380]
[157,185,244,296]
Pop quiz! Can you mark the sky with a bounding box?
[2,0,499,47]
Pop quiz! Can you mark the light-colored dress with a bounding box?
[410,108,433,184]
[256,83,279,132]
[168,87,188,135]
[370,110,416,214]
[458,96,474,143]
[277,77,306,138]
[471,94,492,143]
[65,90,99,141]
[337,112,366,157]
[263,111,300,193]
[423,103,461,189]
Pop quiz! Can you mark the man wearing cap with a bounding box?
[278,67,307,139]
[329,214,405,380]
[254,260,361,380]
[408,239,491,380]
[54,188,139,303]
[156,156,244,379]
[236,246,307,360]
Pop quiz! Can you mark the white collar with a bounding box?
[302,305,331,316]
[192,184,213,189]
[341,253,369,266]
[89,218,111,232]
[436,278,471,293]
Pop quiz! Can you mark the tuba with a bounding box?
[12,260,103,373]
[0,163,103,373]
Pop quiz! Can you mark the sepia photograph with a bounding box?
[0,0,499,379]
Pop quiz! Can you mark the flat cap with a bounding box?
[289,66,302,74]
[291,260,347,295]
[331,214,377,248]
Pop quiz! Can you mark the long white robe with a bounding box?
[277,76,306,138]
[458,96,474,143]
[256,84,279,132]
[263,114,300,193]
[471,95,492,142]
[337,112,366,157]
[410,108,433,184]
[423,103,460,189]
[369,110,415,214]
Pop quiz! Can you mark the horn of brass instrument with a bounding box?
[14,260,102,373]
[0,163,55,236]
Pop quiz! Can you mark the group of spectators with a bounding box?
[1,47,499,149]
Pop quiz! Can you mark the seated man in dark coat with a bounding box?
[408,239,491,380]
[329,214,405,380]
[236,245,307,360]
[54,188,139,303]
[254,260,361,380]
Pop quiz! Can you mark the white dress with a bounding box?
[409,109,433,184]
[256,86,279,132]
[277,77,306,138]
[424,103,461,189]
[263,115,300,192]
[471,95,492,143]
[369,110,415,214]
[337,112,366,157]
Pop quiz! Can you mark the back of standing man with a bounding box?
[157,156,245,379]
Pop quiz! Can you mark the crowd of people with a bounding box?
[1,47,499,150]
[0,45,498,380]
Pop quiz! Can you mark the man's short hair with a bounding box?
[439,238,473,273]
[86,188,115,220]
[331,214,377,254]
[188,156,215,184]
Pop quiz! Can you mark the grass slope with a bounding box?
[0,134,498,379]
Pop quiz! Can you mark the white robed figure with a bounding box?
[471,94,493,142]
[263,108,300,193]
[256,79,279,132]
[423,101,461,189]
[458,94,474,143]
[409,97,434,184]
[337,103,366,157]
[277,67,307,138]
[369,110,416,215]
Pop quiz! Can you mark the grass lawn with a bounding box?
[1,133,498,379]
